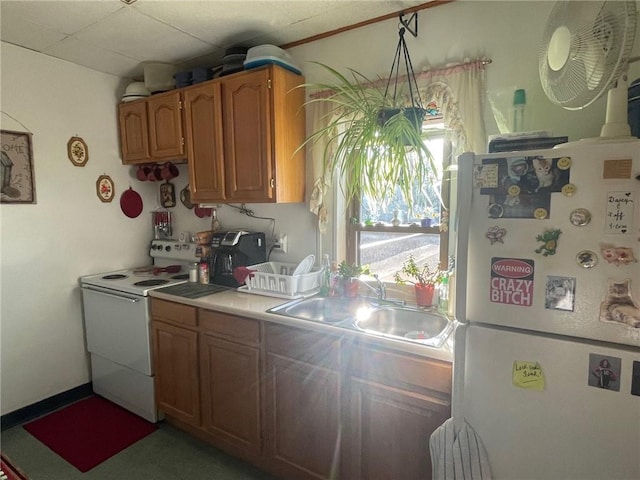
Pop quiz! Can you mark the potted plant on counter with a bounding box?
[338,260,371,298]
[394,255,442,307]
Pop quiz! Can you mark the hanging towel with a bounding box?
[429,418,492,480]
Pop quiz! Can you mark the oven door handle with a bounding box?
[82,285,141,303]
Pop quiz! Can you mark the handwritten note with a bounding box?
[512,361,545,391]
[605,191,635,235]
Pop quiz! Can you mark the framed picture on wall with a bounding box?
[1,129,36,204]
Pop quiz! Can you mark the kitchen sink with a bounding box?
[354,306,453,347]
[269,296,375,324]
[268,296,453,347]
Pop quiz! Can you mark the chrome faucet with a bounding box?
[359,274,386,300]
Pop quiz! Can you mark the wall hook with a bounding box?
[399,12,418,38]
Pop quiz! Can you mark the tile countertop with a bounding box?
[149,288,454,363]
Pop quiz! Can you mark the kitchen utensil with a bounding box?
[180,185,194,209]
[152,209,172,239]
[292,254,315,276]
[119,187,143,218]
[147,165,163,182]
[152,264,182,275]
[194,206,212,218]
[161,162,179,180]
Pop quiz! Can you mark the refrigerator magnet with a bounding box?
[588,353,621,392]
[534,229,562,256]
[576,250,598,268]
[486,226,507,244]
[569,208,591,226]
[544,275,576,311]
[599,244,638,266]
[599,279,640,328]
[631,361,640,397]
[605,191,635,234]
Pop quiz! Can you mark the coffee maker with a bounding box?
[209,231,266,287]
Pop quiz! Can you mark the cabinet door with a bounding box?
[147,91,185,160]
[200,334,261,454]
[118,100,150,164]
[346,378,450,480]
[152,321,200,426]
[265,353,341,479]
[223,68,273,203]
[183,82,226,202]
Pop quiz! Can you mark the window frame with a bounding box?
[345,117,453,272]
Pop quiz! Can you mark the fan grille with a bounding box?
[539,1,637,110]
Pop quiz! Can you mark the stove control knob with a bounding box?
[165,245,171,252]
[175,244,181,250]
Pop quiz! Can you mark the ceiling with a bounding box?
[0,0,432,79]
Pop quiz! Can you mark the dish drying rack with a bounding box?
[240,261,321,298]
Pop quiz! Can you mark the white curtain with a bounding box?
[306,59,489,228]
[415,59,488,155]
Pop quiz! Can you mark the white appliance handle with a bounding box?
[454,151,474,325]
[82,285,141,303]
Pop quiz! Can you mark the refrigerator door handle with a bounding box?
[455,152,474,325]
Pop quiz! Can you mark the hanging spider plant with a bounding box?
[299,62,439,210]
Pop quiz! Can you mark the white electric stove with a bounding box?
[80,239,201,422]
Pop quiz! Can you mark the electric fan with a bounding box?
[539,0,638,140]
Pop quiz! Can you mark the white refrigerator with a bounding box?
[452,141,640,479]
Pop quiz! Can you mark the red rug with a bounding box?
[1,453,28,480]
[23,395,157,472]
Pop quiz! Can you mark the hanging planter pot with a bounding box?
[377,106,427,145]
[377,106,426,129]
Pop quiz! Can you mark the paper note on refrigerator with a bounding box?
[512,361,545,390]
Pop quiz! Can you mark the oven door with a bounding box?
[81,284,153,375]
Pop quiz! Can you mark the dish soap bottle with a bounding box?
[320,254,331,296]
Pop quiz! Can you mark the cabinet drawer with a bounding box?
[199,310,259,346]
[265,323,340,370]
[151,298,197,327]
[350,346,452,395]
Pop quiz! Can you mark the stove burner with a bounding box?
[134,279,169,287]
[172,274,189,280]
[102,274,128,280]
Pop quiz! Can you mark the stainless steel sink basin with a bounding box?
[269,296,375,324]
[269,296,453,347]
[354,307,453,347]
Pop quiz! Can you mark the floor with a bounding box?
[1,420,278,480]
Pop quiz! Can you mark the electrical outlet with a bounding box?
[273,234,288,254]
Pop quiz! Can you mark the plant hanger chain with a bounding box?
[383,12,423,110]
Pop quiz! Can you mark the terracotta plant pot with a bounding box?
[343,277,359,298]
[415,283,435,307]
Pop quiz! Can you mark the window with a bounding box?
[346,118,452,281]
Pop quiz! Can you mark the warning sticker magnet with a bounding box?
[490,257,535,306]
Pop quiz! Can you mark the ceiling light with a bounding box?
[120,0,137,5]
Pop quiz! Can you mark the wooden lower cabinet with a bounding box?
[151,299,452,480]
[264,353,341,479]
[264,323,342,479]
[345,378,450,480]
[200,333,261,455]
[152,320,200,426]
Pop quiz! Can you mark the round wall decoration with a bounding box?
[67,136,88,166]
[96,175,114,202]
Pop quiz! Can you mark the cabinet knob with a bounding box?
[270,178,275,189]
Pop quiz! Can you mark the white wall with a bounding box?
[1,1,638,415]
[0,42,161,414]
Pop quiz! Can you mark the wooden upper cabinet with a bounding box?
[222,66,305,203]
[118,100,150,164]
[146,90,185,161]
[183,82,226,203]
